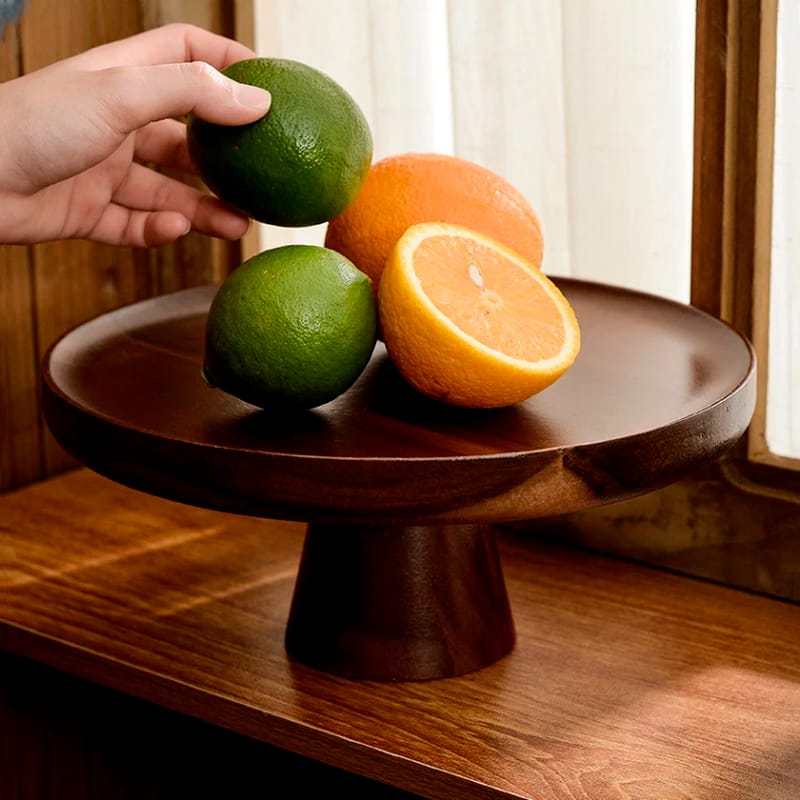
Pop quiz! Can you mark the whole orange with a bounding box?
[324,152,543,292]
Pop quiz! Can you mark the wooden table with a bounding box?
[1,468,798,799]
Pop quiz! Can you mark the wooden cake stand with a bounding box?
[41,280,756,682]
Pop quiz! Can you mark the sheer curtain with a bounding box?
[252,0,696,302]
[765,1,799,460]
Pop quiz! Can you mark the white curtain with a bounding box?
[767,0,799,459]
[252,0,695,302]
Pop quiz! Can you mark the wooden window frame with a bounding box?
[694,0,797,474]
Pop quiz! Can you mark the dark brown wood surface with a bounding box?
[40,280,756,525]
[1,469,798,799]
[284,522,516,681]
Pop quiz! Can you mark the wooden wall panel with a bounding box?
[0,20,41,491]
[18,2,156,477]
[30,242,152,475]
[0,246,40,491]
[0,0,239,491]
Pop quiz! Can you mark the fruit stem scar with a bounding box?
[468,262,484,288]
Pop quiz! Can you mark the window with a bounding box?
[760,0,799,464]
[243,0,799,600]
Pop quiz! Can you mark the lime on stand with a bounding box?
[202,245,378,410]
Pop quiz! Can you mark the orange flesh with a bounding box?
[412,235,565,361]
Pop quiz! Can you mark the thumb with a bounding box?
[99,61,271,133]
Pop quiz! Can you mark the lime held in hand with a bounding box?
[187,58,373,227]
[202,245,378,411]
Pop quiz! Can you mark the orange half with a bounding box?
[378,222,580,408]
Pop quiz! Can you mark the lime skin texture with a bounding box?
[202,245,378,411]
[187,58,373,227]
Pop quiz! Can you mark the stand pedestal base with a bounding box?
[285,523,516,681]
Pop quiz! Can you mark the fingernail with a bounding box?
[235,83,271,111]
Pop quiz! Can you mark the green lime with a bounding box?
[202,245,377,410]
[187,58,373,227]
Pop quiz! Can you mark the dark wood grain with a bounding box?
[691,0,728,318]
[1,469,798,799]
[0,21,40,493]
[285,523,515,680]
[0,250,39,492]
[40,280,756,526]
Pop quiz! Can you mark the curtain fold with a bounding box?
[766,0,799,458]
[253,0,695,303]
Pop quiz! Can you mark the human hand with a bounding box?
[0,23,271,247]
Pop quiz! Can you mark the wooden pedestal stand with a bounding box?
[41,281,755,682]
[286,523,514,680]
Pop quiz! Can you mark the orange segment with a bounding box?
[414,234,565,361]
[379,222,580,408]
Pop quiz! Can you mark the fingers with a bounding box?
[68,23,257,72]
[62,23,271,138]
[88,205,191,247]
[4,57,268,193]
[96,61,270,135]
[106,161,250,243]
[135,119,196,174]
[89,200,251,248]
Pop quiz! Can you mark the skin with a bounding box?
[0,23,271,247]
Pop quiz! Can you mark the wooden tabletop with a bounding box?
[1,469,799,799]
